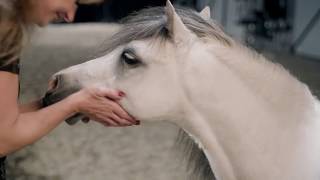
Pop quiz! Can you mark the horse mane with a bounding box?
[176,130,216,180]
[97,6,232,56]
[97,6,235,180]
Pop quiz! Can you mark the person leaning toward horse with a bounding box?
[0,0,139,179]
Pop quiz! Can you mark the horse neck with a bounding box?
[177,42,320,180]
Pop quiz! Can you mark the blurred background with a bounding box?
[72,0,320,59]
[8,0,320,179]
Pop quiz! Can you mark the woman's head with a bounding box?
[21,0,103,26]
[25,0,78,26]
[0,0,104,65]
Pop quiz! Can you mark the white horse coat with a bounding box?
[43,1,320,179]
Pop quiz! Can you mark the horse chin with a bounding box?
[64,114,84,125]
[42,87,82,125]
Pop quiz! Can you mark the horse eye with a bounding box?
[121,51,141,67]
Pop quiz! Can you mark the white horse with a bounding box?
[43,1,320,180]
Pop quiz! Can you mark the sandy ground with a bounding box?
[5,24,320,180]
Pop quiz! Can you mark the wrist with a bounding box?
[64,95,80,115]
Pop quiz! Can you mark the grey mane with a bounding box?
[98,6,232,56]
[98,6,233,180]
[177,130,216,180]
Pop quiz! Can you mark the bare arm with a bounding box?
[0,72,76,156]
[0,72,137,157]
[3,97,76,155]
[19,100,42,113]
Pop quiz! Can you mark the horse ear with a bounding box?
[199,6,212,20]
[165,0,195,44]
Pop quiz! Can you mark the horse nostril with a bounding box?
[48,75,63,92]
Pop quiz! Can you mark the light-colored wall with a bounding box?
[294,0,320,59]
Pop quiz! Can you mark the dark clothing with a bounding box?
[0,59,20,74]
[0,59,20,180]
[0,157,6,180]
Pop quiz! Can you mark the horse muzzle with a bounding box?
[42,74,83,125]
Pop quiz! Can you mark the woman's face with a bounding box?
[29,0,78,26]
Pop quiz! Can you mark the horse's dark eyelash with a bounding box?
[123,52,136,60]
[120,49,142,67]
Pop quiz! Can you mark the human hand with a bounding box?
[68,87,139,127]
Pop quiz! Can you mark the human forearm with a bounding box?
[19,99,42,113]
[1,97,76,155]
[0,87,137,156]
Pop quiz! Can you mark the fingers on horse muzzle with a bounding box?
[42,74,83,125]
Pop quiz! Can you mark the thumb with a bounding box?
[96,87,125,101]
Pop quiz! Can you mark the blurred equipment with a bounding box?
[74,0,211,22]
[75,0,166,22]
[291,9,320,54]
[237,0,320,59]
[238,0,293,50]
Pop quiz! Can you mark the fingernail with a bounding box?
[118,91,126,97]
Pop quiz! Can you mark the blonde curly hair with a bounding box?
[0,0,25,66]
[0,0,105,66]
